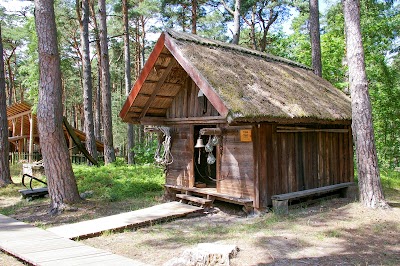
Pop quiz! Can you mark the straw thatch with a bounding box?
[167,30,351,122]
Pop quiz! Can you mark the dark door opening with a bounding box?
[193,125,216,188]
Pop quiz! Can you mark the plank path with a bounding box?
[0,214,146,266]
[47,201,203,239]
[0,202,202,265]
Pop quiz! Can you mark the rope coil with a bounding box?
[154,126,174,166]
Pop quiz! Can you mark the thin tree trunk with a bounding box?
[95,69,102,140]
[220,0,241,44]
[343,0,388,208]
[191,0,197,34]
[34,0,81,213]
[259,9,278,52]
[98,0,116,164]
[123,0,135,165]
[232,0,240,44]
[6,48,16,105]
[0,25,12,187]
[310,0,322,77]
[90,0,102,142]
[77,0,98,163]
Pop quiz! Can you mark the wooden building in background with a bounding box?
[7,102,104,163]
[119,30,354,210]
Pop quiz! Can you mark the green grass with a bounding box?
[0,162,164,217]
[380,169,400,203]
[73,163,164,202]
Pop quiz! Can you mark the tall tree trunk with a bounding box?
[95,69,102,140]
[123,0,135,165]
[343,0,388,208]
[89,0,102,141]
[191,0,197,34]
[77,0,98,163]
[232,0,240,44]
[6,48,16,105]
[309,0,322,77]
[98,0,116,164]
[0,25,12,187]
[34,0,81,213]
[221,0,241,44]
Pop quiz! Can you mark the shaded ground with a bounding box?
[1,191,400,265]
[81,198,400,266]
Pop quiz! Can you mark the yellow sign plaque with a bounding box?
[240,129,252,142]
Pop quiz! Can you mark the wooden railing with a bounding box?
[9,152,42,165]
[9,152,105,165]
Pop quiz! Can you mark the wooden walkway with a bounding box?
[47,201,203,239]
[0,214,146,266]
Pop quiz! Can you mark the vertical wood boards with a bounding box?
[219,126,254,199]
[167,79,220,119]
[257,123,354,208]
[166,125,193,187]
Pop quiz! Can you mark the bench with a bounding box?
[271,182,357,214]
[19,187,48,199]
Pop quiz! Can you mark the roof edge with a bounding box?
[164,31,230,118]
[166,29,313,71]
[119,33,166,121]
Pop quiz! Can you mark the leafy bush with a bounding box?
[133,140,158,164]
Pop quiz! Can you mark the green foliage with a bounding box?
[134,139,158,164]
[380,169,400,190]
[73,163,164,202]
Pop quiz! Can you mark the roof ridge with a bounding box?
[166,29,312,71]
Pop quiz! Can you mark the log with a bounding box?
[199,128,222,136]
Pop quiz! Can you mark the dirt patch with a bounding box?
[0,251,26,266]
[2,198,400,265]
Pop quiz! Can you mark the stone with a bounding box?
[163,243,239,266]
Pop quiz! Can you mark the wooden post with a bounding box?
[19,116,24,155]
[69,136,73,162]
[12,119,16,137]
[28,114,34,163]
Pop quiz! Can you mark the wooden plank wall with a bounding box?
[166,125,193,187]
[256,124,354,207]
[219,127,254,199]
[166,78,219,119]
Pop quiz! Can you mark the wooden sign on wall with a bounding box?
[240,129,252,142]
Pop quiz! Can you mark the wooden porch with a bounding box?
[165,184,254,213]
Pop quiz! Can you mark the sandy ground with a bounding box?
[81,199,400,266]
[2,197,400,265]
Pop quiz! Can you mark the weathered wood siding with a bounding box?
[166,79,219,119]
[255,124,354,208]
[166,125,193,187]
[219,126,254,199]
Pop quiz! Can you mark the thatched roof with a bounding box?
[120,30,351,124]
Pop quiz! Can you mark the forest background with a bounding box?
[1,0,399,168]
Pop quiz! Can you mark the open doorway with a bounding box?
[193,125,217,188]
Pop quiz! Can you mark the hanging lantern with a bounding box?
[211,135,219,146]
[207,153,216,165]
[205,142,213,152]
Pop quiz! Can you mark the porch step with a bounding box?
[176,194,213,207]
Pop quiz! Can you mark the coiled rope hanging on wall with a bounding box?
[154,126,173,166]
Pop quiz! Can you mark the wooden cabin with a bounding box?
[119,30,354,211]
